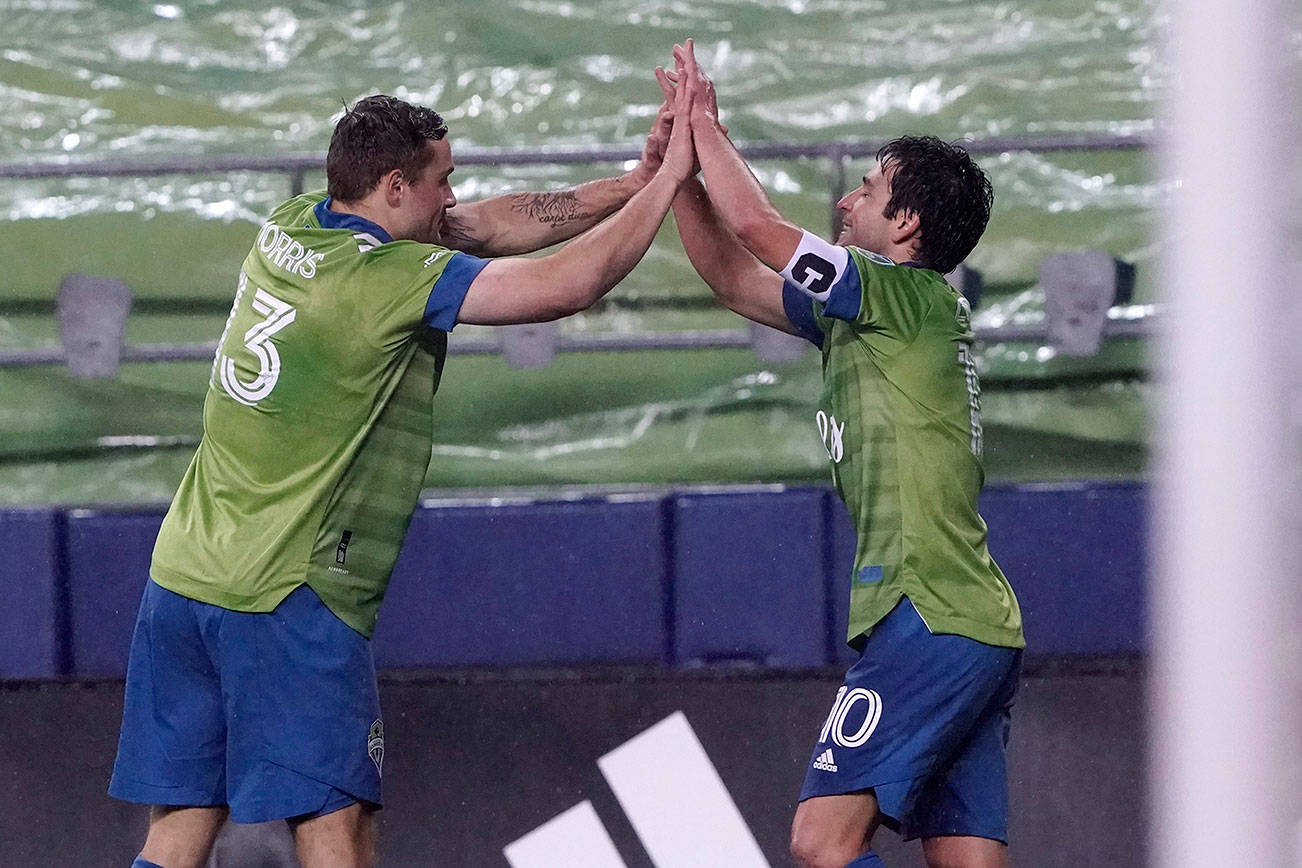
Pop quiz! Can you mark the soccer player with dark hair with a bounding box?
[108,88,696,868]
[664,41,1023,868]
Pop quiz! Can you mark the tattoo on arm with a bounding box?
[508,190,596,227]
[440,214,485,255]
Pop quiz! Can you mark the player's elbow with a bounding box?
[700,276,746,312]
[539,281,604,320]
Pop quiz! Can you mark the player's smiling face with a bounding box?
[401,138,457,244]
[835,161,897,255]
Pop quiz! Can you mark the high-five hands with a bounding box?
[656,60,698,183]
[634,47,703,184]
[654,39,726,178]
[670,39,723,131]
[631,96,676,185]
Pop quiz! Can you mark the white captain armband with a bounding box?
[779,231,851,302]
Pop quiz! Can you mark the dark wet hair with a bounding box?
[326,94,449,202]
[876,135,994,274]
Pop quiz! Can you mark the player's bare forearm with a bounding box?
[457,170,685,324]
[442,172,649,257]
[457,85,696,325]
[673,178,794,333]
[673,178,748,291]
[674,39,803,271]
[553,171,681,306]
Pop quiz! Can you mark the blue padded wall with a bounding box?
[373,495,670,668]
[982,482,1147,655]
[823,482,1147,657]
[0,510,64,678]
[0,482,1150,680]
[64,510,165,677]
[672,488,830,667]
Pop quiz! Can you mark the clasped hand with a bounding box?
[635,38,723,183]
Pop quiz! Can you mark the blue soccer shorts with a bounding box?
[109,580,384,824]
[800,596,1022,843]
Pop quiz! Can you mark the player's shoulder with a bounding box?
[267,190,330,227]
[846,247,950,293]
[845,246,900,271]
[359,240,458,277]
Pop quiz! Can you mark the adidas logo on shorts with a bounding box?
[812,748,838,773]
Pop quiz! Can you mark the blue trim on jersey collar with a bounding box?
[313,197,393,244]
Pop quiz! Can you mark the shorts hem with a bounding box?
[797,776,909,838]
[108,779,225,809]
[228,794,379,825]
[901,828,1009,845]
[286,793,381,826]
[226,760,381,825]
[799,768,921,803]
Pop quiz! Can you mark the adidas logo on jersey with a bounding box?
[812,748,838,773]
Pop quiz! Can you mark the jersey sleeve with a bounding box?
[421,251,489,331]
[781,232,935,347]
[366,244,489,341]
[781,281,826,347]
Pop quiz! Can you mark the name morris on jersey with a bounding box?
[257,222,325,279]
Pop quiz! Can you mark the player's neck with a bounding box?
[328,196,401,241]
[849,240,916,266]
[883,242,916,265]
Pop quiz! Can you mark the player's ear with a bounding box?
[381,169,405,207]
[891,209,920,246]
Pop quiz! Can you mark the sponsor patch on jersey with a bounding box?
[816,409,846,463]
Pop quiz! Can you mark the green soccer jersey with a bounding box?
[785,246,1024,649]
[149,192,487,637]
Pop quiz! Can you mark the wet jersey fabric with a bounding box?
[150,192,488,637]
[783,247,1023,649]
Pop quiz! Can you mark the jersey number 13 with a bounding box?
[213,272,297,406]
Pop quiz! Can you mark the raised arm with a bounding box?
[673,40,805,272]
[455,89,694,325]
[651,67,796,335]
[672,177,801,335]
[442,102,675,257]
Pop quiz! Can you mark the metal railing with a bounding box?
[0,132,1156,377]
[1,132,1152,234]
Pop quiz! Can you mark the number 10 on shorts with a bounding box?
[818,686,884,749]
